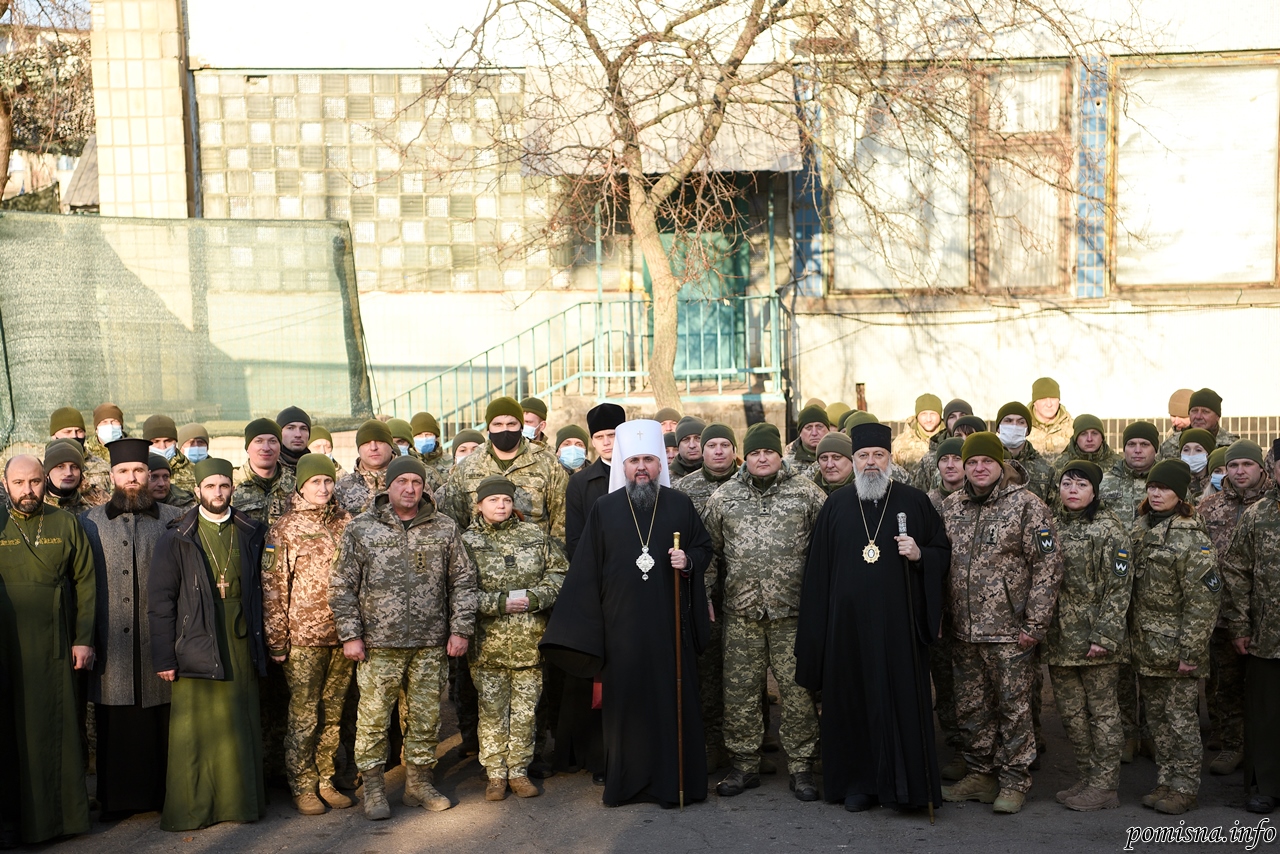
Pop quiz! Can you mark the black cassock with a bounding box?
[794,481,950,808]
[540,486,712,807]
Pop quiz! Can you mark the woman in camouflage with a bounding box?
[462,475,567,802]
[1046,460,1132,812]
[1129,459,1221,816]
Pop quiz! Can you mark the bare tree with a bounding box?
[399,0,1138,410]
[0,0,92,199]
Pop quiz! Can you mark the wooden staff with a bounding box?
[673,530,685,811]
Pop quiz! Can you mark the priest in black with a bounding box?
[795,421,950,813]
[81,439,184,818]
[541,419,713,808]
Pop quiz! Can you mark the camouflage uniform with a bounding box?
[421,446,453,483]
[439,439,568,546]
[703,464,825,775]
[334,463,390,516]
[263,499,354,797]
[167,450,197,494]
[1130,511,1220,797]
[1029,405,1074,457]
[928,484,963,752]
[43,483,110,513]
[231,462,296,527]
[675,464,739,760]
[810,465,853,497]
[782,440,819,479]
[1005,441,1055,504]
[1052,441,1120,484]
[162,484,197,510]
[462,516,566,781]
[330,492,478,772]
[1199,473,1271,755]
[941,477,1064,793]
[893,417,943,470]
[81,451,113,495]
[1159,427,1240,461]
[1045,507,1132,790]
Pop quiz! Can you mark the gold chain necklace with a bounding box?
[625,488,661,581]
[856,481,893,563]
[198,524,234,599]
[12,510,44,550]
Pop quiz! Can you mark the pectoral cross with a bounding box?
[217,576,229,599]
[636,428,645,441]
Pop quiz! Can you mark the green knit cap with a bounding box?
[997,401,1033,424]
[1179,428,1215,453]
[961,431,1005,463]
[1122,421,1160,447]
[841,410,878,431]
[43,438,84,473]
[743,422,783,456]
[177,422,209,446]
[654,407,681,424]
[356,419,394,448]
[387,418,414,444]
[700,422,736,448]
[243,417,282,448]
[915,394,943,416]
[815,432,853,459]
[309,426,333,445]
[664,432,678,448]
[194,457,234,484]
[943,399,973,421]
[1189,388,1223,416]
[295,452,337,490]
[521,397,548,420]
[936,436,965,459]
[797,404,830,430]
[476,475,516,502]
[1208,446,1229,474]
[952,415,987,435]
[1031,377,1061,401]
[1225,440,1264,467]
[143,414,178,441]
[386,455,428,485]
[676,416,706,443]
[825,402,851,426]
[485,396,524,424]
[555,424,589,448]
[49,406,85,434]
[1059,459,1103,490]
[1072,414,1105,440]
[1148,459,1192,500]
[452,429,484,453]
[411,411,440,436]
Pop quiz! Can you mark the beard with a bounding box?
[199,494,231,516]
[110,484,156,514]
[12,494,41,514]
[854,467,891,501]
[626,478,658,511]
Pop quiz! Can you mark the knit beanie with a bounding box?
[1072,414,1105,441]
[962,432,1005,463]
[520,397,549,420]
[1122,421,1160,447]
[452,429,485,453]
[476,475,516,502]
[93,403,124,427]
[676,416,707,444]
[387,418,414,444]
[816,432,853,459]
[1059,459,1103,490]
[411,412,440,436]
[555,425,589,448]
[743,423,783,456]
[915,394,943,416]
[1031,377,1061,401]
[386,455,428,485]
[1167,389,1193,419]
[997,401,1033,424]
[1189,388,1223,416]
[485,396,524,424]
[797,404,830,430]
[243,417,282,448]
[295,453,337,489]
[654,407,682,425]
[276,405,312,429]
[935,437,965,460]
[177,423,210,446]
[700,423,737,448]
[1225,440,1264,467]
[356,419,395,448]
[942,399,973,421]
[1179,428,1215,453]
[1208,446,1228,474]
[43,439,84,473]
[49,407,85,434]
[825,402,851,426]
[1148,459,1192,500]
[194,458,234,484]
[143,414,178,441]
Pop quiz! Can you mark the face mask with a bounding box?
[522,425,538,441]
[415,436,436,455]
[559,446,586,468]
[185,446,209,463]
[156,445,176,461]
[397,442,411,457]
[997,423,1027,448]
[1182,452,1208,473]
[1210,472,1225,490]
[97,423,122,444]
[491,429,522,452]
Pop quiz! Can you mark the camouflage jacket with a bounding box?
[1005,441,1055,504]
[941,477,1064,643]
[1052,441,1120,482]
[1044,507,1132,666]
[334,462,388,515]
[1099,459,1150,529]
[44,483,110,513]
[893,417,943,470]
[439,439,568,546]
[1159,427,1241,461]
[421,446,452,482]
[703,464,826,620]
[262,500,352,652]
[462,517,567,669]
[927,484,961,514]
[1200,474,1271,628]
[1029,405,1074,456]
[231,462,296,528]
[82,450,113,494]
[783,440,819,479]
[1220,487,1280,658]
[162,484,197,511]
[811,465,854,497]
[1128,511,1220,675]
[675,464,738,599]
[330,492,478,648]
[168,450,197,493]
[668,455,701,481]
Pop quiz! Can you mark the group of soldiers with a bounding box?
[3,375,1279,843]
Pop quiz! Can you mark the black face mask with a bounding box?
[72,436,86,448]
[490,429,522,452]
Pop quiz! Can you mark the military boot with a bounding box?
[992,788,1025,814]
[942,772,998,804]
[941,754,968,782]
[1064,786,1119,812]
[1141,785,1171,808]
[404,764,452,811]
[509,776,539,798]
[361,768,391,821]
[716,768,761,797]
[1055,780,1087,804]
[319,782,353,809]
[293,791,326,815]
[1210,749,1243,775]
[790,771,819,802]
[485,777,508,801]
[1153,790,1197,815]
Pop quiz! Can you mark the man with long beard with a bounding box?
[80,438,183,818]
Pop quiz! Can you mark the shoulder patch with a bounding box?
[1037,527,1055,555]
[1202,564,1223,593]
[1113,548,1129,578]
[263,543,277,571]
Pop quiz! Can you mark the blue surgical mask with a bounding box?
[156,445,176,461]
[397,442,412,457]
[522,425,538,440]
[1182,451,1208,473]
[559,446,587,468]
[185,446,209,463]
[1210,472,1225,491]
[415,436,436,454]
[997,423,1027,449]
[97,423,122,444]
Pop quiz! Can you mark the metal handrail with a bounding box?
[383,294,788,433]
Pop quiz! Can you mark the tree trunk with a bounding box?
[629,181,683,413]
[0,90,12,202]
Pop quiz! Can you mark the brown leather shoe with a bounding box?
[1141,785,1171,809]
[486,778,508,801]
[1210,750,1243,776]
[509,776,539,798]
[1056,780,1087,804]
[318,783,353,809]
[293,792,326,815]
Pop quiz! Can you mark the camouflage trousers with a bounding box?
[281,646,354,796]
[1031,649,1044,748]
[698,603,725,757]
[722,614,818,775]
[1207,626,1246,751]
[1048,663,1122,789]
[355,647,446,771]
[474,665,540,780]
[1139,674,1202,796]
[953,640,1037,793]
[929,631,962,750]
[1119,657,1149,742]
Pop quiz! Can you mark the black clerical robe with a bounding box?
[541,486,712,807]
[794,482,950,808]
